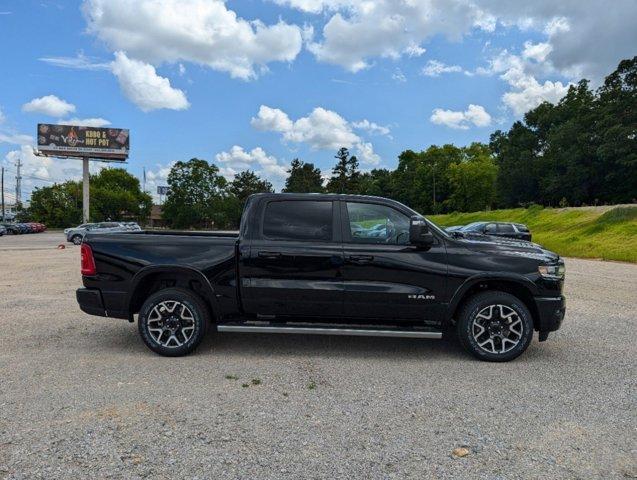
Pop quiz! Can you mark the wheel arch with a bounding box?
[447,274,540,330]
[128,265,220,322]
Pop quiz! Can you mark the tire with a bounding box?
[456,291,534,362]
[138,288,210,357]
[71,235,83,245]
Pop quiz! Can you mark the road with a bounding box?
[0,232,635,479]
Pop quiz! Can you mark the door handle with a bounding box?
[347,255,374,264]
[257,251,282,259]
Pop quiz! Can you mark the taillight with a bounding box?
[81,243,97,276]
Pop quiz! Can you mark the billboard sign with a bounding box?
[37,124,129,160]
[157,186,170,195]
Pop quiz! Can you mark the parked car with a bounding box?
[123,222,142,231]
[77,193,565,362]
[66,222,131,245]
[16,223,31,234]
[448,221,532,241]
[0,225,6,236]
[0,223,21,235]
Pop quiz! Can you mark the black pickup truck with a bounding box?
[77,193,565,361]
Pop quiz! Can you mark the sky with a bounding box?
[0,0,635,202]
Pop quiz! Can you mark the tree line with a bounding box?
[23,57,636,228]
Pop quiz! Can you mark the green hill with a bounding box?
[429,205,637,263]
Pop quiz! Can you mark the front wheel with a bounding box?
[71,235,83,245]
[138,288,209,357]
[456,291,534,362]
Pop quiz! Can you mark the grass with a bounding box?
[429,205,637,263]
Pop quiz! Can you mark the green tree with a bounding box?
[446,154,498,212]
[28,181,82,227]
[27,168,151,227]
[227,170,274,226]
[326,147,360,193]
[162,158,230,229]
[283,159,324,193]
[595,56,637,203]
[358,169,393,197]
[90,168,152,222]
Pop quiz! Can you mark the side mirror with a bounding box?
[409,216,434,247]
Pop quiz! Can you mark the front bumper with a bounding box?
[535,295,566,337]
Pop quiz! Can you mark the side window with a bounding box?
[498,223,515,233]
[263,201,333,241]
[484,223,497,234]
[346,202,410,244]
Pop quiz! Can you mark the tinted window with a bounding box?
[498,223,515,233]
[347,202,410,244]
[263,201,333,241]
[484,223,497,234]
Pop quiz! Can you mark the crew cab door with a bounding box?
[340,201,447,322]
[240,199,344,318]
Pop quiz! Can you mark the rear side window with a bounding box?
[263,201,333,241]
[498,223,515,233]
[484,223,497,234]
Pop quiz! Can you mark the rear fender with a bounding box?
[128,265,221,321]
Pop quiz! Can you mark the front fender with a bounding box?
[446,272,539,322]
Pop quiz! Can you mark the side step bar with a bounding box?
[216,324,442,339]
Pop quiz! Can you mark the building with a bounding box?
[147,204,167,229]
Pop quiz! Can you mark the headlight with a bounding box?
[538,264,565,279]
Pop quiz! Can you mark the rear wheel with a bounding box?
[138,288,209,357]
[457,291,533,362]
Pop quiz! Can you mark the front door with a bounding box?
[340,201,448,322]
[240,200,344,318]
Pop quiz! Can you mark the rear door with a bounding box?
[340,200,448,322]
[240,199,344,318]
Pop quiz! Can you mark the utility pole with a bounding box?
[82,157,90,223]
[432,160,436,213]
[143,166,146,193]
[15,155,22,206]
[1,167,5,222]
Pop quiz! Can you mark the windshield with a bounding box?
[460,222,485,232]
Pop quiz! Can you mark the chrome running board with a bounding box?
[216,324,442,339]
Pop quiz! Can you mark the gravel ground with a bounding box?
[1,232,635,479]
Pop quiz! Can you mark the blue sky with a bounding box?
[0,0,634,200]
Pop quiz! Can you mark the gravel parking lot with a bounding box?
[1,232,635,479]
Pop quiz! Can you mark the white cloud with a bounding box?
[22,95,76,117]
[60,117,111,128]
[111,52,190,112]
[392,68,406,83]
[82,0,303,80]
[251,105,382,165]
[522,41,552,63]
[0,132,34,145]
[485,50,571,116]
[0,106,5,123]
[300,1,497,72]
[251,106,359,151]
[502,77,569,116]
[215,145,288,181]
[422,60,464,77]
[352,120,391,137]
[39,52,111,71]
[3,145,107,199]
[430,104,492,130]
[276,0,636,83]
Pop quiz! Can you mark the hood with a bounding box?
[452,232,560,263]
